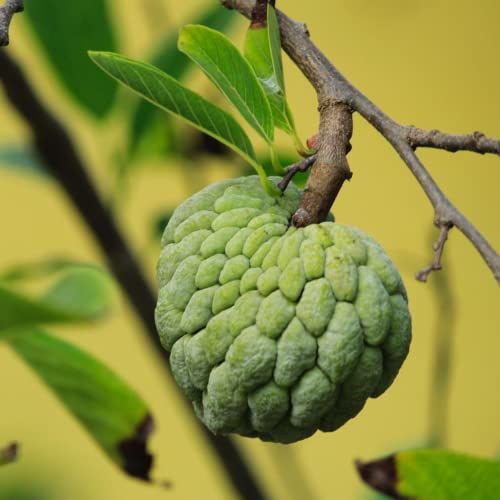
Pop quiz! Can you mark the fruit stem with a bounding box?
[250,158,281,196]
[270,145,286,175]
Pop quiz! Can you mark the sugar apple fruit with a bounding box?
[155,176,411,443]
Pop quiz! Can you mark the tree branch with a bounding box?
[416,223,452,282]
[0,0,23,47]
[277,153,316,191]
[221,0,500,284]
[291,99,352,226]
[406,126,500,155]
[0,50,265,500]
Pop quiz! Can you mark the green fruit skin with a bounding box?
[156,176,411,444]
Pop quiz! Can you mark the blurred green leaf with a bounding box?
[24,0,118,118]
[42,267,112,320]
[130,3,236,155]
[0,145,46,176]
[0,267,113,332]
[0,258,90,283]
[0,474,53,500]
[179,25,273,143]
[130,112,177,160]
[8,330,153,480]
[357,449,500,499]
[90,51,277,194]
[0,443,17,467]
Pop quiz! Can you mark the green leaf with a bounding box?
[42,268,113,320]
[267,3,285,92]
[270,145,285,175]
[0,258,87,283]
[357,449,500,500]
[244,4,309,155]
[89,51,277,195]
[0,267,113,332]
[24,0,118,118]
[244,5,289,132]
[241,151,309,187]
[178,25,273,144]
[8,330,153,480]
[130,4,236,153]
[0,443,18,467]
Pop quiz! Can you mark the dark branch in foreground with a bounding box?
[278,154,316,191]
[416,224,453,282]
[0,50,264,500]
[222,0,500,284]
[0,0,23,46]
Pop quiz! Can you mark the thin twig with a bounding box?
[0,50,265,500]
[406,127,500,155]
[416,224,452,282]
[221,0,500,284]
[0,0,23,46]
[278,154,316,191]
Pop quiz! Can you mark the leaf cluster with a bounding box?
[89,3,309,195]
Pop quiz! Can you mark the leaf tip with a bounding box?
[117,414,155,481]
[355,455,408,499]
[88,51,117,66]
[88,50,106,67]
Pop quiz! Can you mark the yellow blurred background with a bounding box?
[1,0,499,498]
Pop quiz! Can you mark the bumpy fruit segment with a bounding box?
[156,176,411,443]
